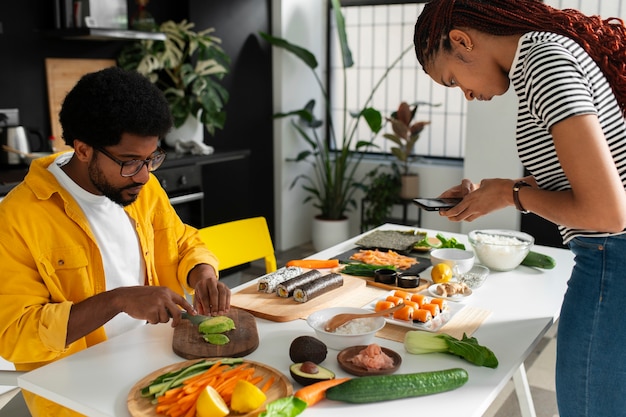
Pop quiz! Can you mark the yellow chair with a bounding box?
[198,217,277,274]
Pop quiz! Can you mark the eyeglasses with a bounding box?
[96,147,167,177]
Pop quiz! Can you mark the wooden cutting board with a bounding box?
[172,308,259,359]
[230,275,366,322]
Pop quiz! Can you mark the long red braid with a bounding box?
[414,0,626,116]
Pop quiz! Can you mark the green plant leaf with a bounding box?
[259,32,318,69]
[361,107,383,133]
[330,0,354,68]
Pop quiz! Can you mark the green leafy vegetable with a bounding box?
[404,330,498,368]
[340,262,395,277]
[415,233,466,250]
[259,396,307,417]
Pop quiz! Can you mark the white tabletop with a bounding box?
[19,224,574,417]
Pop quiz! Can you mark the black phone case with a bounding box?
[413,198,462,211]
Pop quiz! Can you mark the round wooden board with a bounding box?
[336,345,402,376]
[127,359,292,417]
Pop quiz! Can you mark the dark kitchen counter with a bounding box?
[0,149,251,197]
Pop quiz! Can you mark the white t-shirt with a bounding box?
[49,152,145,338]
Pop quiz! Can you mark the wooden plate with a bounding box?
[336,345,401,376]
[127,359,292,417]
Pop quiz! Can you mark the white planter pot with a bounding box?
[164,114,204,147]
[312,216,350,252]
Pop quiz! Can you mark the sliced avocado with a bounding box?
[289,362,335,386]
[198,316,235,334]
[203,333,230,345]
[289,335,327,364]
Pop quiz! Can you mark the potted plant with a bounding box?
[117,20,230,146]
[260,0,412,249]
[361,164,402,232]
[383,101,435,199]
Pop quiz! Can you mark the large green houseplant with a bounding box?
[117,20,230,138]
[261,0,412,223]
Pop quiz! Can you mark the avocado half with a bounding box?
[289,362,335,386]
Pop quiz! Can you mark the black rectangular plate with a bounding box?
[333,247,431,276]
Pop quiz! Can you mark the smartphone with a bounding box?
[413,197,462,211]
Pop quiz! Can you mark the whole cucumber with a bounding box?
[521,251,556,269]
[325,368,468,403]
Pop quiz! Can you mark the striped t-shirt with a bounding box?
[510,31,626,244]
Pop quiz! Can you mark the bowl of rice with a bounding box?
[468,229,534,272]
[306,307,385,350]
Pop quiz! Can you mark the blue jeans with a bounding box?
[557,234,626,417]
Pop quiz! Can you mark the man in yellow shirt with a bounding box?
[0,67,230,416]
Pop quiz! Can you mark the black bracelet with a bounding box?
[513,181,531,214]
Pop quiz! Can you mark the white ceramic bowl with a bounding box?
[468,229,534,272]
[430,248,475,275]
[306,307,385,350]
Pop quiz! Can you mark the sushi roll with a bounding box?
[257,266,304,293]
[375,300,396,313]
[385,295,404,306]
[410,293,431,307]
[412,308,433,323]
[421,303,440,317]
[293,273,343,303]
[393,290,411,301]
[276,270,322,298]
[430,298,448,312]
[393,305,414,321]
[403,300,420,310]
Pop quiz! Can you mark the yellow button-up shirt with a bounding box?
[0,153,219,416]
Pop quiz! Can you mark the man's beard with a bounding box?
[87,160,141,207]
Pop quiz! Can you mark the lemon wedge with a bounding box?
[196,385,229,417]
[431,263,453,284]
[230,380,267,413]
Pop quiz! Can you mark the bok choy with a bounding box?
[404,330,498,368]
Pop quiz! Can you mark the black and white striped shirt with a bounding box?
[510,31,626,243]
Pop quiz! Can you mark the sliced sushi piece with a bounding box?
[276,270,323,298]
[293,273,343,303]
[403,300,420,310]
[257,266,303,293]
[430,298,448,312]
[393,305,414,321]
[393,289,411,301]
[375,300,396,313]
[385,295,404,306]
[410,293,431,307]
[412,308,433,323]
[421,303,440,317]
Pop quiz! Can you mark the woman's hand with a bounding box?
[438,178,479,198]
[439,178,516,222]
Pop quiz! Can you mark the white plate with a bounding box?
[362,290,465,332]
[428,283,473,301]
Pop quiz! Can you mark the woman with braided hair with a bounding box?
[414,1,626,415]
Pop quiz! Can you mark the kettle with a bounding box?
[0,126,44,165]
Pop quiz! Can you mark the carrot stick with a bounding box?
[286,259,340,269]
[294,377,351,406]
[261,376,275,393]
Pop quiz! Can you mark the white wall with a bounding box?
[271,0,618,251]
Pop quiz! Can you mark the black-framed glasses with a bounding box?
[96,147,167,177]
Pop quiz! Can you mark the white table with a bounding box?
[18,225,573,417]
